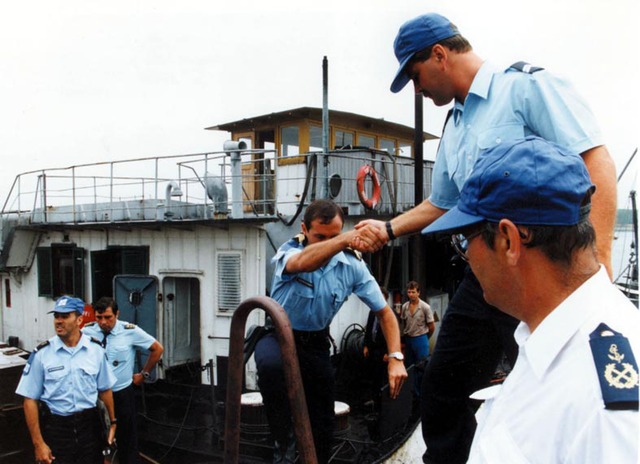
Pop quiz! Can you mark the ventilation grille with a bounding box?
[217,253,241,311]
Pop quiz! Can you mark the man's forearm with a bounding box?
[23,398,45,448]
[285,230,355,273]
[389,199,447,238]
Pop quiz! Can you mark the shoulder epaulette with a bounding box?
[84,321,97,327]
[35,340,50,352]
[509,61,544,74]
[293,233,306,245]
[90,337,102,345]
[589,323,639,411]
[344,247,362,261]
[23,340,50,375]
[125,323,136,329]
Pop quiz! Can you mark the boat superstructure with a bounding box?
[0,107,452,462]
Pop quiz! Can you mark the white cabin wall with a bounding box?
[1,225,266,390]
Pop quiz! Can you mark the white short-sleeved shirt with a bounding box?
[468,267,639,463]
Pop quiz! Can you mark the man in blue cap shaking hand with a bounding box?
[354,12,618,463]
[422,137,639,463]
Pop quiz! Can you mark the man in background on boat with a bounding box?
[400,280,435,397]
[255,199,407,464]
[353,12,617,464]
[423,136,639,463]
[82,297,164,464]
[16,296,117,464]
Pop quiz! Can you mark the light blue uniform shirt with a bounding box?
[271,238,387,331]
[16,333,116,416]
[83,319,156,391]
[430,61,604,209]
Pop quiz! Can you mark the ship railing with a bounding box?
[0,148,432,226]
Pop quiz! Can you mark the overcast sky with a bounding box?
[1,0,637,207]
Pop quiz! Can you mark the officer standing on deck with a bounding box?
[16,296,117,464]
[83,296,164,464]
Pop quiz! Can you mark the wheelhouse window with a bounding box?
[335,130,354,148]
[280,125,300,156]
[398,141,413,158]
[379,138,396,154]
[358,134,375,148]
[37,244,85,299]
[309,125,323,152]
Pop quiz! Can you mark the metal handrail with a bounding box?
[224,296,317,464]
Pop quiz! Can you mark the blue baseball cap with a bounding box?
[390,13,460,93]
[49,296,85,314]
[422,137,595,235]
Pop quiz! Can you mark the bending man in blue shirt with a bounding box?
[255,199,407,464]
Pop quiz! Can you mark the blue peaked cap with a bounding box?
[422,137,595,235]
[49,296,85,314]
[390,13,460,93]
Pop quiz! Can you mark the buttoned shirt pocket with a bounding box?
[44,364,69,396]
[77,364,99,392]
[476,124,525,151]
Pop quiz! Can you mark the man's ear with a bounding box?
[432,44,446,63]
[498,219,522,265]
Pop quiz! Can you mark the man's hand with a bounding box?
[387,358,408,399]
[34,441,54,464]
[352,220,388,252]
[132,372,145,386]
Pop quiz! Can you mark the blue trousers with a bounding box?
[421,268,519,464]
[404,333,430,396]
[255,332,334,464]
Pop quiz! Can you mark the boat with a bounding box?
[614,149,638,308]
[0,102,458,462]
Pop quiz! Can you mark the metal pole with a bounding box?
[319,56,330,199]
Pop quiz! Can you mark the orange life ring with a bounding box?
[356,164,381,209]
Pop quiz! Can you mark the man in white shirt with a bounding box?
[422,136,639,463]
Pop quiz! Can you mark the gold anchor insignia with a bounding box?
[604,343,639,389]
[607,344,624,363]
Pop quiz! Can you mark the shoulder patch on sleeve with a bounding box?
[589,323,639,410]
[125,323,136,329]
[508,61,544,74]
[344,247,362,261]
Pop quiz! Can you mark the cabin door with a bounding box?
[162,277,201,368]
[113,275,159,378]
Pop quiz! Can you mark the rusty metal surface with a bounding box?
[224,296,317,464]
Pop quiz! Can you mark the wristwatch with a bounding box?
[388,351,405,361]
[140,370,150,379]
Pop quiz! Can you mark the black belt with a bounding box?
[293,328,329,345]
[48,407,98,421]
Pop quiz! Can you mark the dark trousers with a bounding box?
[255,331,335,464]
[421,268,519,464]
[42,407,103,464]
[114,384,140,464]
